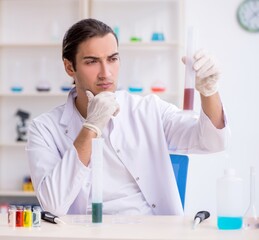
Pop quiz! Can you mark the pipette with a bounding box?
[183,26,197,111]
[91,138,104,223]
[41,211,66,225]
[192,210,210,229]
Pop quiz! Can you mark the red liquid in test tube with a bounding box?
[183,27,197,110]
[183,88,194,110]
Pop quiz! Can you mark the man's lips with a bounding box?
[97,82,113,89]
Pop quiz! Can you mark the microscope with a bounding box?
[15,110,30,142]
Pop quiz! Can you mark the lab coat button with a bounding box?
[135,177,140,181]
[152,204,156,208]
[116,149,120,154]
[65,129,68,134]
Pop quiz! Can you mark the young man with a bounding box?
[27,19,229,216]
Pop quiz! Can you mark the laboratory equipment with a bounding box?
[151,81,166,92]
[8,205,16,228]
[50,20,61,42]
[16,206,24,227]
[91,138,104,223]
[41,211,66,225]
[217,169,244,230]
[151,18,165,42]
[150,56,166,93]
[128,83,143,93]
[10,61,23,92]
[23,206,32,227]
[113,26,120,40]
[183,27,197,110]
[15,109,30,142]
[36,57,51,92]
[193,211,210,229]
[243,167,258,229]
[128,59,144,93]
[32,206,42,227]
[22,176,34,192]
[151,32,165,41]
[60,78,73,92]
[130,24,142,42]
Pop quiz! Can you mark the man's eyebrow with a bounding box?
[83,52,119,60]
[108,52,119,58]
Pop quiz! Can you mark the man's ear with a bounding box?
[63,59,75,77]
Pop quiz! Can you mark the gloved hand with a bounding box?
[193,49,220,97]
[83,91,120,137]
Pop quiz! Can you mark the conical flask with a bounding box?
[243,167,258,229]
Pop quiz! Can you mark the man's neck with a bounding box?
[75,96,87,119]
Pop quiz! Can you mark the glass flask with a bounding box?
[243,167,258,229]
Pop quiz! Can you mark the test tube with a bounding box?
[183,26,197,110]
[91,138,104,223]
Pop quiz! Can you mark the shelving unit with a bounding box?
[0,0,185,204]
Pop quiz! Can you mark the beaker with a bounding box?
[36,57,51,92]
[128,59,144,93]
[10,61,23,92]
[150,56,166,93]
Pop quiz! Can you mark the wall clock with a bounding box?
[237,0,259,32]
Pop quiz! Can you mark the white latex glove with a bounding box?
[193,49,220,97]
[83,91,120,137]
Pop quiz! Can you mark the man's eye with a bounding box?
[109,57,119,62]
[86,60,97,65]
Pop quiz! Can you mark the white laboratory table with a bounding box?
[0,215,258,240]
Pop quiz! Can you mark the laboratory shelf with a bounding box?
[0,142,26,147]
[0,42,61,48]
[0,92,69,97]
[119,42,181,51]
[0,42,179,50]
[0,0,184,204]
[0,191,35,197]
[131,91,178,98]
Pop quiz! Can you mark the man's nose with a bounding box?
[98,62,111,79]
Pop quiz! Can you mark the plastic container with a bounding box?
[217,169,244,230]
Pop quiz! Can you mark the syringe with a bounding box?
[91,138,104,223]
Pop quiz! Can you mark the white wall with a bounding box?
[184,0,259,216]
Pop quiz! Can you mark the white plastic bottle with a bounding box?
[217,168,244,230]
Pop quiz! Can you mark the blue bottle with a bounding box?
[217,169,244,230]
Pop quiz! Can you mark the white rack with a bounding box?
[0,0,184,203]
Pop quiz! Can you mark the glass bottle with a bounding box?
[243,167,258,229]
[23,205,32,227]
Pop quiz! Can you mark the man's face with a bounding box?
[72,33,120,96]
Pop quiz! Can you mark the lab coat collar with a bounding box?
[60,87,77,127]
[109,90,122,130]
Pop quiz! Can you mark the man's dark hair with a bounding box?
[62,18,118,71]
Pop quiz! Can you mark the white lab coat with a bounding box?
[26,88,229,216]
